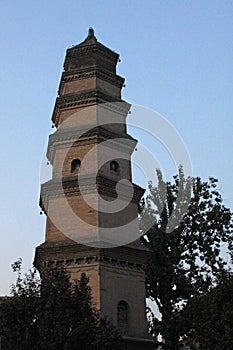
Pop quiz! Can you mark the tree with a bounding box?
[140,167,233,349]
[0,260,122,350]
[180,272,233,349]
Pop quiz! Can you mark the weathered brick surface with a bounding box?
[35,30,153,344]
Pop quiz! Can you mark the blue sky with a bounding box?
[0,0,232,295]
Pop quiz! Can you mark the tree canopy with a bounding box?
[0,260,122,350]
[140,167,233,349]
[179,271,233,350]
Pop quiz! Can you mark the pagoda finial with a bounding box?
[88,27,94,37]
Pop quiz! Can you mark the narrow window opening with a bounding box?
[117,300,129,334]
[110,160,119,173]
[71,159,81,174]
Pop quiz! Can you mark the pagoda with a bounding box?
[35,29,154,349]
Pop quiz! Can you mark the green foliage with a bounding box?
[0,261,122,350]
[141,167,233,349]
[180,272,233,349]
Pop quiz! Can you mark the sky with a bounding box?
[0,0,232,295]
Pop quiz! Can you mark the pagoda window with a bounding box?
[117,300,129,334]
[110,160,119,173]
[71,159,81,174]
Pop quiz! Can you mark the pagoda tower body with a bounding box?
[35,29,154,349]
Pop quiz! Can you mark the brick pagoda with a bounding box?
[35,29,154,349]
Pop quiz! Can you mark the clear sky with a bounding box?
[0,0,232,295]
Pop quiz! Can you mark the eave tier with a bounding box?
[58,67,125,96]
[39,175,145,214]
[47,126,137,163]
[64,39,119,74]
[34,240,151,271]
[52,90,123,126]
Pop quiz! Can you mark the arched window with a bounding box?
[71,159,81,174]
[110,160,119,173]
[117,300,129,334]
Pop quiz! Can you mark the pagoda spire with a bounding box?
[87,27,95,38]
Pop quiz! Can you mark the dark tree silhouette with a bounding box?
[179,272,233,350]
[141,167,233,349]
[0,260,122,350]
